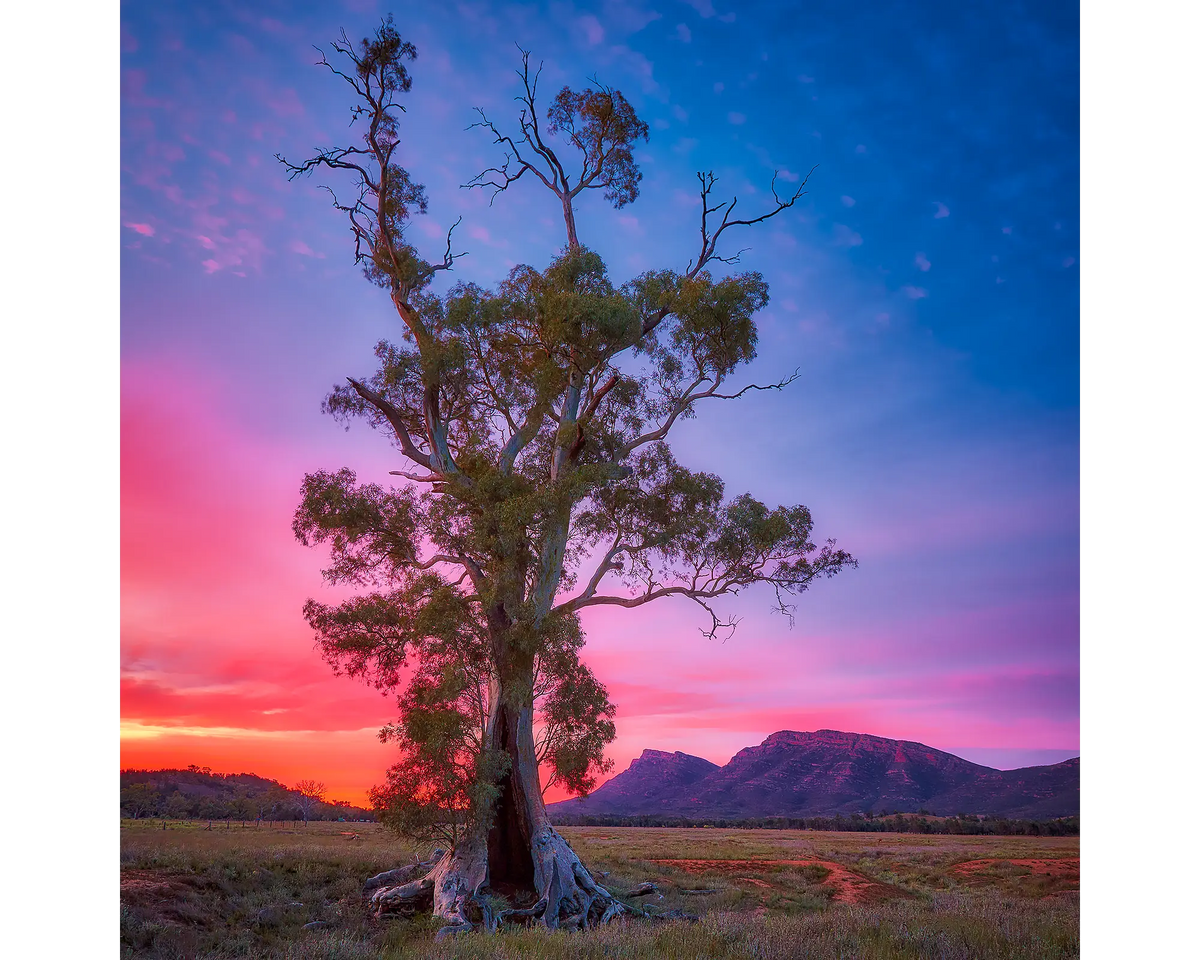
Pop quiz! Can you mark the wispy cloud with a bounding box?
[578,14,605,45]
[681,0,716,17]
[119,0,1080,799]
[832,223,863,247]
[289,239,325,259]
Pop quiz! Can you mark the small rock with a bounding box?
[253,906,283,926]
[303,921,332,931]
[627,882,658,897]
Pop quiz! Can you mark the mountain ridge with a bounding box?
[547,729,1079,820]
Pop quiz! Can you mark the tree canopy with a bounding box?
[280,16,854,929]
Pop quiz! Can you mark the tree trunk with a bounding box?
[562,196,579,251]
[363,668,631,936]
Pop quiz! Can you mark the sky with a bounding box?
[119,0,1079,805]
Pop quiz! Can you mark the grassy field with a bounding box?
[120,820,1079,959]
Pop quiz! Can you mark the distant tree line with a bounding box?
[119,766,375,823]
[550,812,1079,836]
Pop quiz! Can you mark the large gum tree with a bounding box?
[281,17,855,936]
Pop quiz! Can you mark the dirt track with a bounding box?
[647,854,1081,905]
[646,858,910,904]
[950,858,1080,880]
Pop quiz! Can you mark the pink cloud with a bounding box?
[125,222,155,237]
[122,69,165,109]
[121,675,392,734]
[264,87,305,118]
[289,239,326,259]
[120,358,409,802]
[915,252,931,271]
[191,225,267,274]
[901,284,928,299]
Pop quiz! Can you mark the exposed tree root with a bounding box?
[363,826,685,936]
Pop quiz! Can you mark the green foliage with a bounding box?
[121,783,159,819]
[371,743,508,850]
[546,85,649,208]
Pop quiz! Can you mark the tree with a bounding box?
[120,783,158,820]
[256,782,290,823]
[281,17,854,934]
[163,791,191,821]
[294,779,328,825]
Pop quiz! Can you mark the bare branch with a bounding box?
[556,583,729,616]
[465,48,648,252]
[566,537,626,610]
[462,49,565,204]
[686,167,816,277]
[690,596,741,642]
[709,368,800,400]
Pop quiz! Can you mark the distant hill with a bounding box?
[119,767,374,821]
[573,749,721,815]
[547,730,1079,820]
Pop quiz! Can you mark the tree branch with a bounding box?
[686,168,816,277]
[347,378,435,472]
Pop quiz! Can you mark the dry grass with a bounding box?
[120,820,1078,959]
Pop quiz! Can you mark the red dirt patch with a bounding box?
[951,858,1079,899]
[645,858,910,905]
[121,869,191,896]
[951,858,1079,881]
[121,869,212,926]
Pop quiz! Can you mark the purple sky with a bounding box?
[117,0,1079,797]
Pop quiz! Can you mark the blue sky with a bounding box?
[118,0,1080,786]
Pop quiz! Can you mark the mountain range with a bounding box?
[547,729,1079,820]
